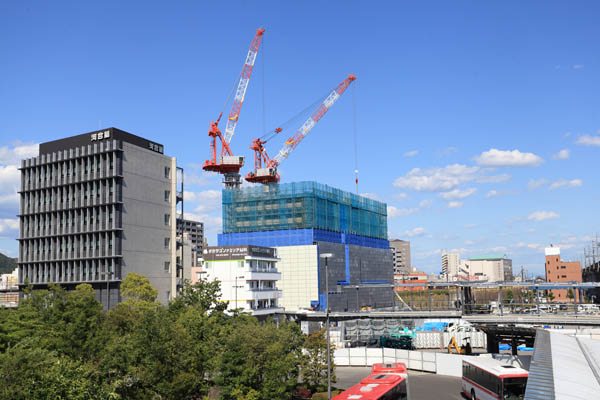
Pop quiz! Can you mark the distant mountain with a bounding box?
[0,252,17,275]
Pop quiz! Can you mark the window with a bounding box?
[164,190,170,202]
[164,238,170,249]
[164,214,171,226]
[164,167,170,179]
[561,265,566,269]
[164,261,170,272]
[561,275,567,278]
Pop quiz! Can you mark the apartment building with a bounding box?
[18,128,183,308]
[201,245,283,316]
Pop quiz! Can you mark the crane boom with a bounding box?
[245,74,356,185]
[272,74,356,165]
[224,28,265,144]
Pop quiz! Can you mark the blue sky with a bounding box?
[1,1,599,276]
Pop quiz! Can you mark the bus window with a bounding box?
[503,377,527,400]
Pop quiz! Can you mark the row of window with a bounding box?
[21,180,118,215]
[21,205,118,238]
[462,363,501,395]
[20,232,120,262]
[19,259,119,284]
[23,153,118,184]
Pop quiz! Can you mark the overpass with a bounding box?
[285,310,600,328]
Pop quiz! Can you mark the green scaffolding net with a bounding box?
[222,181,388,239]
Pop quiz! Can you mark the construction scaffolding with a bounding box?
[222,181,388,239]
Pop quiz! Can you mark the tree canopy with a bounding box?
[0,274,325,399]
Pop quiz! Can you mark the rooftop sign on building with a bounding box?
[202,245,276,261]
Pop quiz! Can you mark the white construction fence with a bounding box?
[334,347,468,377]
[334,348,530,377]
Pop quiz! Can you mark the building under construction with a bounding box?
[218,181,394,312]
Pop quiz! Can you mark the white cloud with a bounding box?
[552,149,570,160]
[474,149,543,167]
[0,165,21,217]
[549,179,582,190]
[527,178,548,190]
[576,134,600,147]
[387,206,419,218]
[528,211,559,221]
[464,224,477,229]
[393,193,408,200]
[485,189,520,198]
[393,164,506,192]
[464,240,474,245]
[402,227,426,238]
[0,143,38,165]
[439,188,476,200]
[419,199,432,208]
[403,150,419,157]
[0,218,19,234]
[184,171,218,186]
[573,64,584,69]
[447,201,463,208]
[190,190,222,213]
[490,246,507,252]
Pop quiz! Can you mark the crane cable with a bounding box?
[352,82,359,194]
[260,92,328,142]
[261,34,266,136]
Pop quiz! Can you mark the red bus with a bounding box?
[333,374,408,400]
[462,358,528,400]
[371,363,408,379]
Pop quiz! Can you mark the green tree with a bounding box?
[216,316,303,399]
[121,272,159,304]
[547,291,555,302]
[505,290,514,303]
[567,289,575,301]
[300,328,337,392]
[169,279,228,314]
[0,339,112,400]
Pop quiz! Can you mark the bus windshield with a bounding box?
[503,377,527,400]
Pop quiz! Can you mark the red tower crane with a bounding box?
[202,28,264,188]
[245,74,356,184]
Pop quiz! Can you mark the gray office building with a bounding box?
[18,128,183,308]
[390,239,411,274]
[177,219,204,252]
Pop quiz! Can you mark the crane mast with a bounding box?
[245,74,356,184]
[202,28,264,188]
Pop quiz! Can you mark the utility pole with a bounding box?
[320,253,333,400]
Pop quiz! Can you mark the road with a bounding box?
[336,366,463,400]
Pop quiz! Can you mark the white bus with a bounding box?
[462,357,528,400]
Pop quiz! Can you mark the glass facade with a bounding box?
[222,181,388,240]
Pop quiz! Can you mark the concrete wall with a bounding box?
[276,245,319,311]
[120,142,175,304]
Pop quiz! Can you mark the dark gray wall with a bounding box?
[317,241,394,312]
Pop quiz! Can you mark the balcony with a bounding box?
[244,269,281,281]
[249,306,285,316]
[241,288,282,301]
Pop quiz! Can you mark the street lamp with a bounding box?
[234,275,245,312]
[320,253,333,400]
